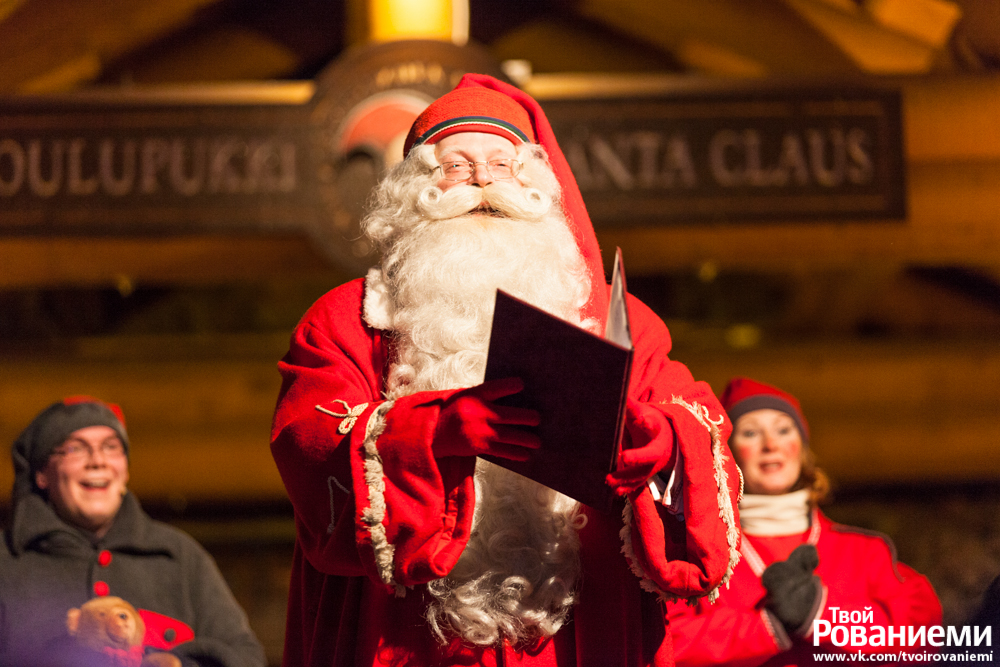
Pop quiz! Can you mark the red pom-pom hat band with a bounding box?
[407,116,531,153]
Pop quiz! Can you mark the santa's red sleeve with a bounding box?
[270,278,476,595]
[618,294,743,604]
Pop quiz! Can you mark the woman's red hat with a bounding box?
[720,377,810,445]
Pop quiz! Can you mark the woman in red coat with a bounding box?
[667,377,942,666]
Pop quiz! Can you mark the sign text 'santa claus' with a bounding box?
[567,126,874,191]
[543,89,904,223]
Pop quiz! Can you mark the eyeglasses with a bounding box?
[434,159,521,182]
[52,440,125,463]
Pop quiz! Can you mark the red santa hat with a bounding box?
[720,377,810,445]
[403,74,610,328]
[404,85,535,151]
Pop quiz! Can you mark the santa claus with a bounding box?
[270,74,742,667]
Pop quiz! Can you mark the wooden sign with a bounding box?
[0,41,906,276]
[0,101,312,229]
[543,85,905,225]
[0,40,507,276]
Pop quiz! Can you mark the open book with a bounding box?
[482,249,633,512]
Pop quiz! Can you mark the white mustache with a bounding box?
[417,181,552,222]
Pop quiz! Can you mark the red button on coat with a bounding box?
[93,581,109,596]
[98,550,112,567]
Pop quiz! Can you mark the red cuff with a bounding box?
[139,608,194,650]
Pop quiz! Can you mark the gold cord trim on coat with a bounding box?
[361,400,406,597]
[316,400,370,434]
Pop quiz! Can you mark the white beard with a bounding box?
[424,458,585,647]
[361,145,589,646]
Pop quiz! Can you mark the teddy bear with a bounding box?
[66,596,182,667]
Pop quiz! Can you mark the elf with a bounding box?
[0,396,265,667]
[668,377,942,666]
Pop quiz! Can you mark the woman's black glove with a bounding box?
[761,544,823,635]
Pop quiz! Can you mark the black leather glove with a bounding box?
[761,543,822,635]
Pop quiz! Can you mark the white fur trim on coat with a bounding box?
[363,267,394,331]
[619,398,741,604]
[670,395,741,603]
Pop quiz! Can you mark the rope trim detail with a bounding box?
[316,400,369,435]
[360,400,406,597]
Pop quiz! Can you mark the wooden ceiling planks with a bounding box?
[578,0,862,77]
[0,0,225,93]
[2,335,998,502]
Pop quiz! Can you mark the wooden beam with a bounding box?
[0,0,29,23]
[367,0,464,45]
[0,0,225,93]
[597,160,1000,273]
[865,0,962,48]
[773,266,1000,335]
[110,26,302,84]
[902,76,1000,162]
[489,17,681,74]
[1,336,998,505]
[0,235,352,288]
[783,0,946,74]
[0,351,287,503]
[579,0,861,76]
[678,339,1000,485]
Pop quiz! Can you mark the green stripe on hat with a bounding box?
[411,116,530,149]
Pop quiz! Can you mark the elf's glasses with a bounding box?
[51,439,125,463]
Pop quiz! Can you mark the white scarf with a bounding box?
[739,489,811,536]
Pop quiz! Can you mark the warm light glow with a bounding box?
[369,0,468,45]
[677,38,768,77]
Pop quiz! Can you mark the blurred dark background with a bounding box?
[1,0,999,662]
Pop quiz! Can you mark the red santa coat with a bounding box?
[270,276,742,667]
[667,509,942,667]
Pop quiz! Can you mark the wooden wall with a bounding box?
[1,78,998,503]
